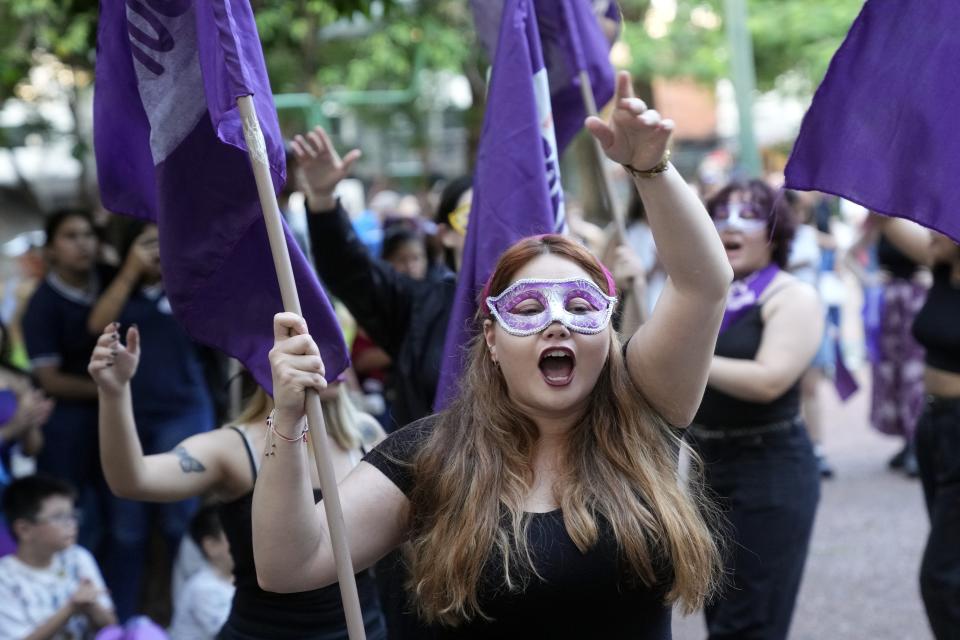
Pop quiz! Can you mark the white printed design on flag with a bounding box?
[532,68,567,234]
[125,0,207,165]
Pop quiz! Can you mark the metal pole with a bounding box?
[237,95,367,640]
[723,0,763,178]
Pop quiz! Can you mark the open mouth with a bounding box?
[538,347,575,386]
[722,238,743,253]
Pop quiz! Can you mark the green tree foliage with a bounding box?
[0,0,402,98]
[621,0,864,91]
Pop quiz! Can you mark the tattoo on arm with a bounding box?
[173,446,206,473]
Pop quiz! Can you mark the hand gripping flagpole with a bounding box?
[237,96,367,640]
[577,71,648,324]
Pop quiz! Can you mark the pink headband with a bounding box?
[479,235,618,313]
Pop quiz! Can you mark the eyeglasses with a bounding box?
[33,509,83,526]
[447,202,470,236]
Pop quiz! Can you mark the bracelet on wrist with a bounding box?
[622,149,671,179]
[265,409,308,457]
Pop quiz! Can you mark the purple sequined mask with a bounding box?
[486,278,618,337]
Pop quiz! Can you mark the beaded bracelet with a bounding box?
[265,409,308,457]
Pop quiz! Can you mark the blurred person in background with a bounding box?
[87,220,215,621]
[168,505,235,640]
[788,191,842,478]
[875,218,960,639]
[0,318,53,556]
[693,180,823,640]
[352,226,431,430]
[847,213,928,476]
[22,210,110,551]
[0,474,117,639]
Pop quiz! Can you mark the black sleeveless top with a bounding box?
[363,418,673,640]
[217,427,382,638]
[694,305,801,428]
[912,262,960,374]
[878,235,922,280]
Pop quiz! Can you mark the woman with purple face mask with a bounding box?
[693,179,824,640]
[253,71,735,638]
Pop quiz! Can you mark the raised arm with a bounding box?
[252,313,408,593]
[586,71,733,426]
[88,324,227,502]
[294,127,416,356]
[87,228,156,334]
[876,215,934,267]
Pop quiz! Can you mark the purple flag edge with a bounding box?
[200,0,286,193]
[435,0,559,410]
[783,0,960,244]
[94,1,349,392]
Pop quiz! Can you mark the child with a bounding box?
[0,474,116,639]
[167,506,234,640]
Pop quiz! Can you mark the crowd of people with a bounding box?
[0,70,957,640]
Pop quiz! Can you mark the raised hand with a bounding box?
[585,70,673,172]
[611,244,648,291]
[291,126,362,210]
[19,389,54,428]
[88,323,140,395]
[268,312,327,425]
[124,227,160,277]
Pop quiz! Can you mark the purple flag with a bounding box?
[435,0,567,410]
[94,0,349,392]
[784,0,960,243]
[471,0,616,152]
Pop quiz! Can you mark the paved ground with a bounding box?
[673,373,933,640]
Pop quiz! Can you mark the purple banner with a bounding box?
[785,0,960,243]
[95,0,349,392]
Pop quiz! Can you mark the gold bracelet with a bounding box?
[622,149,671,178]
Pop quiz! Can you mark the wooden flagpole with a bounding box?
[237,95,367,640]
[578,70,648,324]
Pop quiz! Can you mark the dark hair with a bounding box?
[381,227,424,262]
[44,210,95,247]
[188,505,225,555]
[434,175,473,225]
[705,180,797,268]
[114,218,153,263]
[2,474,76,539]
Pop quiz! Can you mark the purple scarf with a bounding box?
[720,263,780,334]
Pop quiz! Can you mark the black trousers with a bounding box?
[916,396,960,640]
[691,420,820,640]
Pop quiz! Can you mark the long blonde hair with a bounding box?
[405,235,723,626]
[231,385,381,450]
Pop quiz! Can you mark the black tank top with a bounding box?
[878,235,922,280]
[217,427,382,638]
[694,305,801,428]
[912,262,960,374]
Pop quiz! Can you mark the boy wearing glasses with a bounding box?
[0,474,116,639]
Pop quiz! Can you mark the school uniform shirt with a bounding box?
[167,566,235,640]
[121,284,211,417]
[0,545,114,640]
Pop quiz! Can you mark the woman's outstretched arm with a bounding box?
[587,71,733,426]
